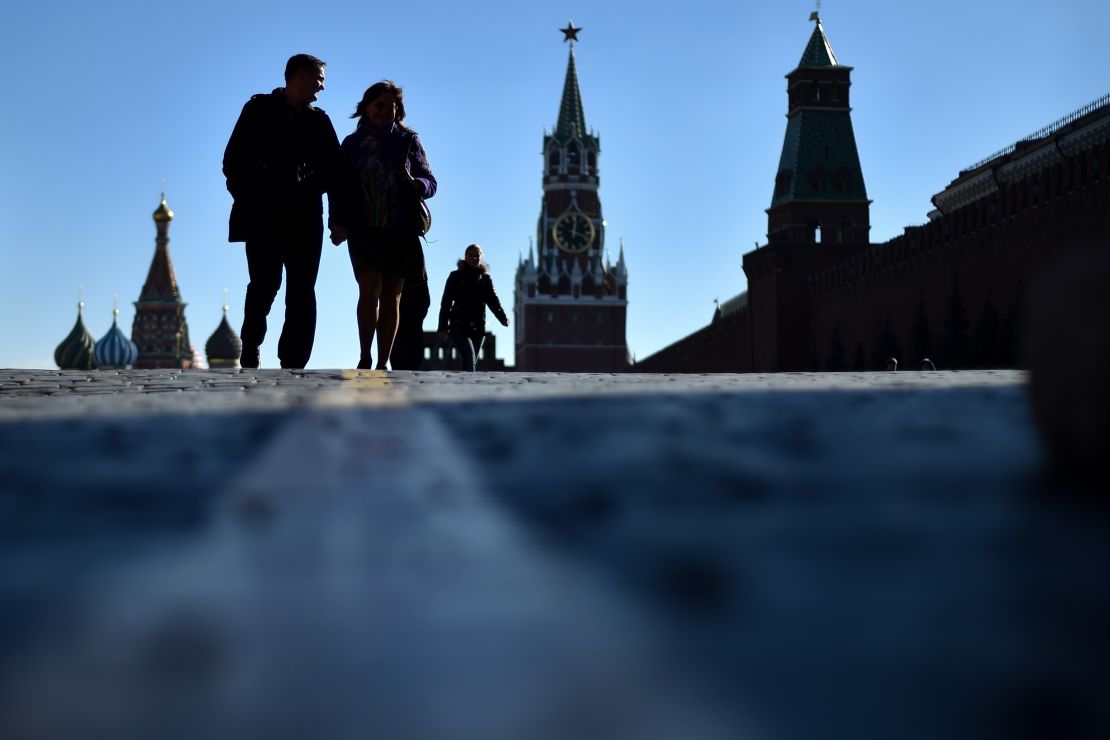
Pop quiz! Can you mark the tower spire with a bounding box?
[799,9,839,67]
[555,26,587,142]
[132,193,193,368]
[767,15,869,245]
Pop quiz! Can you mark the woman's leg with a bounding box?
[450,326,478,371]
[355,270,384,367]
[375,276,405,369]
[469,330,486,369]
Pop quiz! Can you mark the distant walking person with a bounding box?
[436,244,509,372]
[335,80,436,370]
[222,53,347,369]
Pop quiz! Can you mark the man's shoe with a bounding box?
[240,346,260,368]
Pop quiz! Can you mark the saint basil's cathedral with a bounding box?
[54,195,241,371]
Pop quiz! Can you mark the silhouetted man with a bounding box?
[223,53,346,368]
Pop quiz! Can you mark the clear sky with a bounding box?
[3,0,1107,369]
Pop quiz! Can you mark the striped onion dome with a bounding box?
[205,304,242,368]
[93,308,139,369]
[55,301,96,370]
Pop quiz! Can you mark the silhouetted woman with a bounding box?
[336,80,436,369]
[436,244,509,371]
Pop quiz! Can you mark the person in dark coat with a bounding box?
[390,274,431,370]
[335,80,436,370]
[436,244,509,372]
[222,53,347,369]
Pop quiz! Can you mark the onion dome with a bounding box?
[93,306,139,369]
[205,303,242,368]
[55,300,96,370]
[153,193,174,223]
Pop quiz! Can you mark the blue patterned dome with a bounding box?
[55,301,96,370]
[93,308,139,369]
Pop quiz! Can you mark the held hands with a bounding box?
[329,225,349,246]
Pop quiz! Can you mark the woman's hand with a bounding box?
[500,317,510,327]
[329,225,348,245]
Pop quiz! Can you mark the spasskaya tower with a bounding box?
[513,22,630,372]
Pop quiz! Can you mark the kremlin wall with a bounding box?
[637,20,1109,373]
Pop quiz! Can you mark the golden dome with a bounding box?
[153,193,174,223]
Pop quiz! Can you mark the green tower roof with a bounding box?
[798,17,839,67]
[771,111,868,206]
[771,16,868,208]
[554,47,588,142]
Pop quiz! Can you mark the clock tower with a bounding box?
[514,23,630,372]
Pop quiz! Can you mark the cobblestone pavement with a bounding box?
[1,369,1107,740]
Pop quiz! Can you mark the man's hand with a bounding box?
[500,316,510,327]
[329,225,348,245]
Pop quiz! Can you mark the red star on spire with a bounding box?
[560,21,582,43]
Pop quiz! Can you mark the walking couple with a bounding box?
[223,53,508,371]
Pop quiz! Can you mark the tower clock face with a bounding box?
[553,212,596,253]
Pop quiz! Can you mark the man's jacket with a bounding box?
[222,89,346,242]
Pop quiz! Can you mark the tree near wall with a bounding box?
[909,297,934,366]
[971,298,1001,368]
[827,322,846,371]
[872,316,902,370]
[940,278,971,369]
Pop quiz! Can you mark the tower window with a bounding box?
[549,151,561,171]
[567,143,580,173]
[808,167,826,192]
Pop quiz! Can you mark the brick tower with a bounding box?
[514,22,630,372]
[131,194,194,369]
[743,13,872,370]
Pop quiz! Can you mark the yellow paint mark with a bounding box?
[315,370,409,408]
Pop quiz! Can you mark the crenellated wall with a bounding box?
[810,133,1110,370]
[635,305,751,373]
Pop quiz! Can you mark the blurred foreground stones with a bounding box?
[1027,247,1110,486]
[0,368,1108,740]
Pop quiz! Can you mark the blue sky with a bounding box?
[2,0,1107,369]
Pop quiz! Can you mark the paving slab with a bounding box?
[0,369,1106,740]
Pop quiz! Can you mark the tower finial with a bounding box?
[810,0,821,22]
[560,20,582,44]
[78,284,85,312]
[222,287,230,313]
[112,293,120,320]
